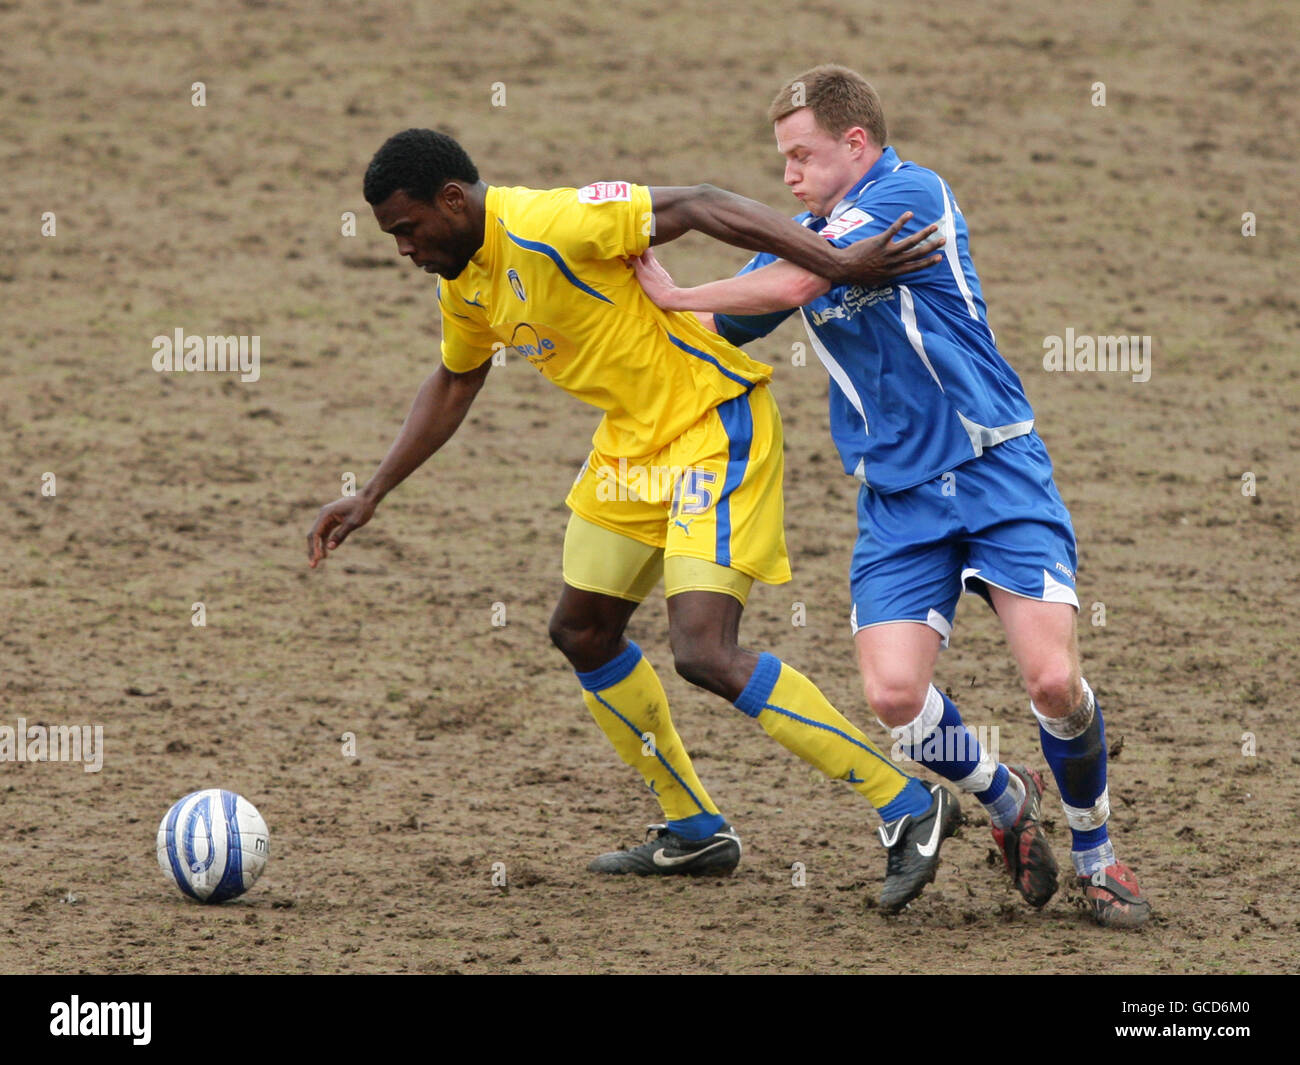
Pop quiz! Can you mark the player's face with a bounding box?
[372,186,477,279]
[774,109,871,219]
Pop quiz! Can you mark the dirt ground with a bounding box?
[2,0,1297,975]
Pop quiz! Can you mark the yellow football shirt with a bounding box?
[438,183,773,458]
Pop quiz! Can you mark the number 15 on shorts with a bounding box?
[670,468,717,517]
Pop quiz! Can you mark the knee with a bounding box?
[1026,660,1080,717]
[670,641,723,693]
[671,650,709,690]
[548,613,619,670]
[863,676,929,729]
[669,634,743,700]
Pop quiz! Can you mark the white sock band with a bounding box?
[883,684,945,749]
[1062,787,1111,831]
[1033,677,1095,740]
[953,748,998,794]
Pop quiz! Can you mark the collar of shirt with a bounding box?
[469,186,499,270]
[822,146,901,224]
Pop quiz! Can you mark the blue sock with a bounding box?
[897,687,1001,795]
[1036,681,1110,855]
[877,776,934,823]
[666,811,726,841]
[976,763,1010,805]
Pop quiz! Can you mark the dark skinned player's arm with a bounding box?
[359,360,491,505]
[306,360,491,565]
[647,184,943,288]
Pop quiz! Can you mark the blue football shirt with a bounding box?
[716,146,1035,495]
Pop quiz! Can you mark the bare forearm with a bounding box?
[360,363,487,503]
[653,277,746,314]
[635,253,828,316]
[654,184,847,280]
[651,185,943,288]
[666,266,827,315]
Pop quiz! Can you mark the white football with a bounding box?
[156,789,270,903]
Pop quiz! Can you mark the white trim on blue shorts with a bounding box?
[850,604,954,646]
[961,566,1080,609]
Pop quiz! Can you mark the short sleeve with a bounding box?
[541,182,653,262]
[438,281,498,373]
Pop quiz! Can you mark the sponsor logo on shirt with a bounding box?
[508,322,559,366]
[513,338,555,359]
[809,285,894,326]
[507,268,526,301]
[577,181,632,203]
[821,207,874,240]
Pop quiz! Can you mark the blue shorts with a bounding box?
[849,432,1079,645]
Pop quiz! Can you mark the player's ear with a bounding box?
[439,180,466,213]
[844,126,870,155]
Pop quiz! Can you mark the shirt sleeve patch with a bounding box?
[577,181,633,203]
[822,207,875,240]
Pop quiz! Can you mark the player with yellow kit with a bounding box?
[306,129,952,912]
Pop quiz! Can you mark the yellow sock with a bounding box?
[734,653,912,811]
[578,642,720,824]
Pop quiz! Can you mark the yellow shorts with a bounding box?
[564,383,791,601]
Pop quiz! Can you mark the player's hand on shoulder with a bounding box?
[307,495,377,568]
[836,211,945,287]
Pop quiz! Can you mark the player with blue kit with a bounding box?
[634,65,1151,928]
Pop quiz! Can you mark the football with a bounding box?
[156,789,270,903]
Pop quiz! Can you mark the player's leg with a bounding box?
[849,476,1041,902]
[560,463,738,876]
[856,617,1035,868]
[962,432,1148,926]
[548,579,641,673]
[989,587,1149,928]
[666,580,930,820]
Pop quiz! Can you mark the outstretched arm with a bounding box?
[634,248,828,316]
[306,360,491,566]
[648,184,942,287]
